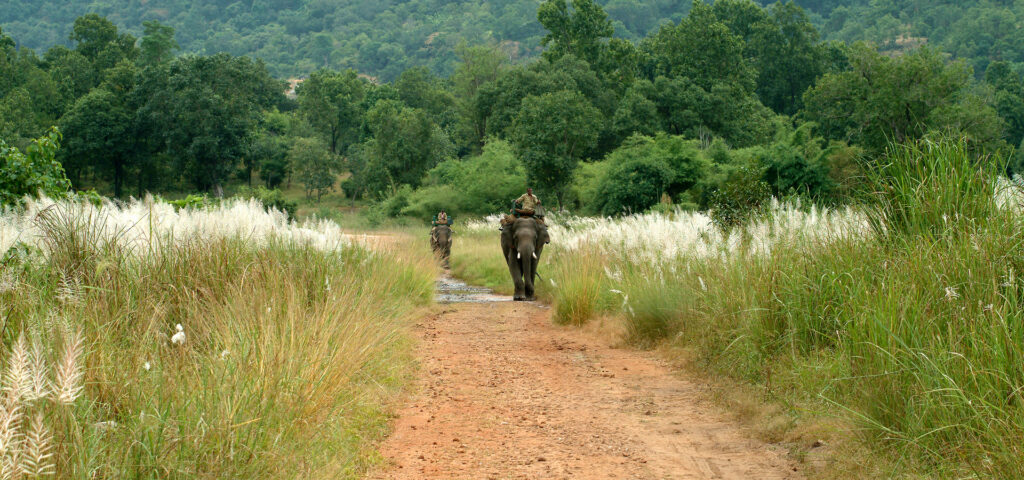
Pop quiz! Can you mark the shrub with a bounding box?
[235,185,298,220]
[597,157,675,216]
[708,163,771,233]
[0,127,71,206]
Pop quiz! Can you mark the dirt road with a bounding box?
[371,293,802,479]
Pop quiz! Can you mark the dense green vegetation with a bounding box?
[4,0,1024,221]
[0,0,690,80]
[4,1,1024,83]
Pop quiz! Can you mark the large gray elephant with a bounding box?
[501,217,547,301]
[431,224,452,268]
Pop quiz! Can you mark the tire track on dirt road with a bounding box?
[370,296,802,479]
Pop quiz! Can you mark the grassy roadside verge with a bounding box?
[448,138,1024,478]
[0,198,436,478]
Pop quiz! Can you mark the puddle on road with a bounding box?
[435,275,509,303]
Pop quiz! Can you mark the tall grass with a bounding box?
[450,136,1024,476]
[0,197,435,478]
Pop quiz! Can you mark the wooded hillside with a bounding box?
[3,1,1022,80]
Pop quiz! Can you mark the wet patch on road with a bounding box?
[435,275,509,303]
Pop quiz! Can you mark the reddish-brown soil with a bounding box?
[370,301,802,479]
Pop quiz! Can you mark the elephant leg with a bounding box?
[509,253,525,300]
[525,257,540,300]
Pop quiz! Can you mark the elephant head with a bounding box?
[501,217,545,301]
[431,225,452,268]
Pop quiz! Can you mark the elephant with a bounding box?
[431,224,452,268]
[501,217,547,301]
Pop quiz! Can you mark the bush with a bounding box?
[708,163,771,233]
[236,185,298,220]
[586,134,706,215]
[0,127,71,206]
[379,138,526,219]
[597,157,675,216]
[759,143,835,200]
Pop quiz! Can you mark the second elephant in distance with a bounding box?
[501,217,547,301]
[431,224,452,268]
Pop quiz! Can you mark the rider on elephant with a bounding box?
[503,188,549,244]
[515,188,540,215]
[433,210,449,226]
[431,209,451,235]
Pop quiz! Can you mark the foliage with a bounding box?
[0,127,71,206]
[136,53,284,191]
[511,90,601,207]
[235,185,298,220]
[58,88,132,197]
[297,69,367,155]
[591,134,707,215]
[758,122,838,202]
[288,137,340,202]
[538,0,614,67]
[708,163,771,233]
[802,44,1004,154]
[596,155,674,216]
[0,0,690,81]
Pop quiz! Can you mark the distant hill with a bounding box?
[0,0,690,80]
[2,0,1022,80]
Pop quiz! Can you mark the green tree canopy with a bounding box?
[297,69,367,155]
[802,44,1004,154]
[511,90,602,206]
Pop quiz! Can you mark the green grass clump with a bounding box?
[0,206,435,478]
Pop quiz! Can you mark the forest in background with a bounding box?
[2,0,1024,228]
[2,0,1024,81]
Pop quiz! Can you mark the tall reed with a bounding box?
[0,198,435,478]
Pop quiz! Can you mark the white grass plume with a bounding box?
[1,195,354,260]
[0,402,23,478]
[25,338,50,403]
[3,335,31,404]
[54,329,84,405]
[20,412,54,477]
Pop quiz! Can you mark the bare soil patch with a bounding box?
[370,300,802,479]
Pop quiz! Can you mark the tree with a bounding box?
[135,54,283,192]
[59,88,133,197]
[511,90,602,207]
[452,43,507,152]
[297,69,366,155]
[714,0,829,115]
[597,156,674,216]
[69,14,138,72]
[986,61,1024,151]
[139,20,179,67]
[362,100,453,189]
[802,44,1004,154]
[0,127,71,206]
[538,0,614,67]
[44,47,99,111]
[289,137,339,201]
[641,0,755,94]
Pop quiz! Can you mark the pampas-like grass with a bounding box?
[25,340,49,403]
[20,412,54,477]
[53,329,83,406]
[3,336,31,404]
